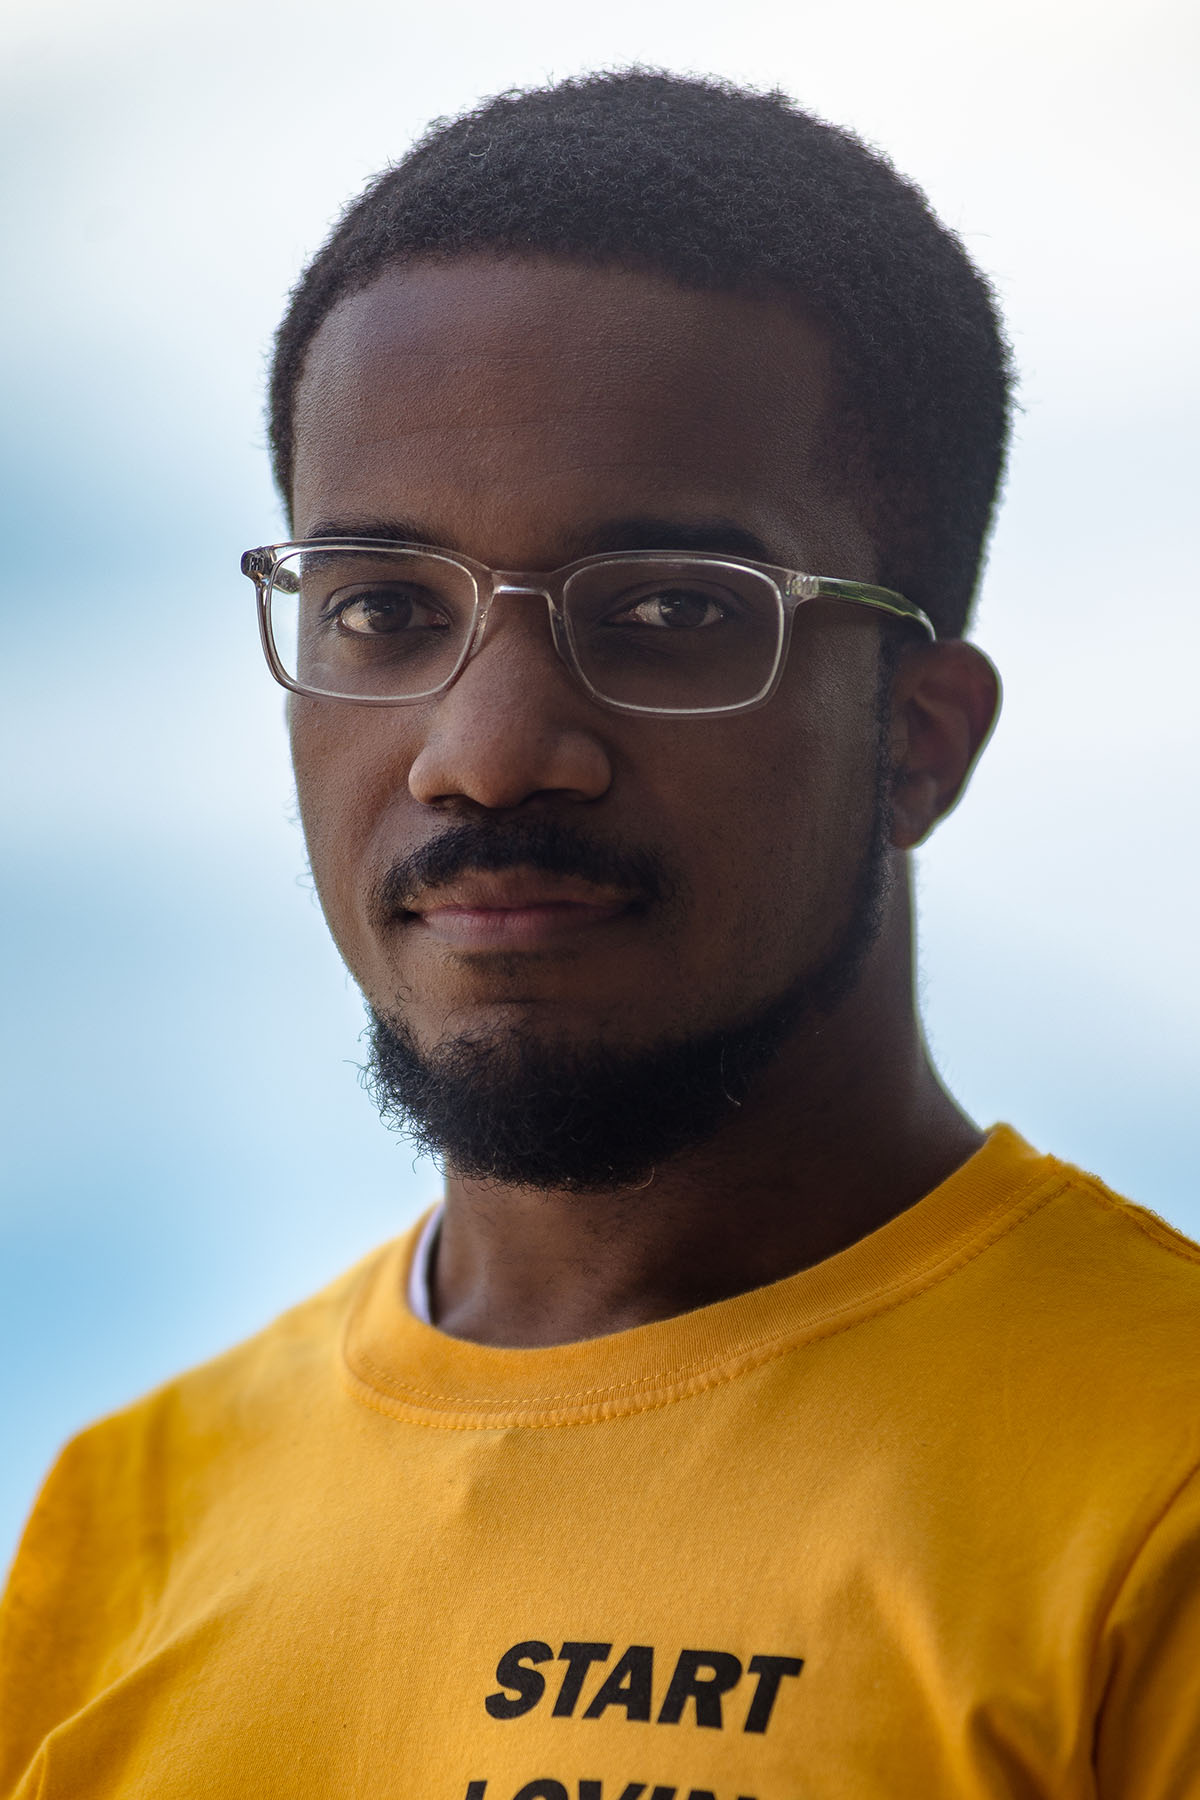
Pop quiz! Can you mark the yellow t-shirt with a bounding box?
[3,1126,1200,1799]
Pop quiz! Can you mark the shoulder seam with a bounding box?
[1072,1174,1200,1265]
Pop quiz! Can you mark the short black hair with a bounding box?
[269,70,1012,636]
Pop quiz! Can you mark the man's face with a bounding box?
[289,258,896,1178]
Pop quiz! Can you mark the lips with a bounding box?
[404,868,637,950]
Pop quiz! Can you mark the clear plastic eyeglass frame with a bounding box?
[240,538,936,719]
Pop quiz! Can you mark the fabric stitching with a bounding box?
[340,1165,1071,1427]
[1072,1174,1200,1264]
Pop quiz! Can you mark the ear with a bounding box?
[886,640,1001,849]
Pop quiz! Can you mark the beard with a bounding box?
[361,741,895,1194]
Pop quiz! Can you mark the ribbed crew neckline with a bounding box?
[341,1125,1067,1428]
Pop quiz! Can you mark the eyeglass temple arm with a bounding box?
[797,575,936,640]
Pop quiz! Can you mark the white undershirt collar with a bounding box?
[406,1203,444,1325]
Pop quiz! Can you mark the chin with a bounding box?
[362,950,843,1193]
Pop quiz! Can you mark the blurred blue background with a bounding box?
[2,0,1197,1565]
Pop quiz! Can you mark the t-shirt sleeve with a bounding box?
[1094,1460,1200,1797]
[0,1415,160,1797]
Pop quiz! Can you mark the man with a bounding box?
[2,70,1198,1800]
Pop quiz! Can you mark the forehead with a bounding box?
[291,257,873,573]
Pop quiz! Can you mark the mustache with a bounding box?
[374,818,677,920]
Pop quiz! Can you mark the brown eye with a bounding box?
[327,585,448,635]
[611,586,732,629]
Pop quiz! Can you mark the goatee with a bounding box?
[362,780,893,1193]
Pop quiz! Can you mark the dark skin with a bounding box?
[289,256,999,1348]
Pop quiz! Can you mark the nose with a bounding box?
[406,594,614,811]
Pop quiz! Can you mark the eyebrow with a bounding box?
[301,514,781,566]
[305,516,447,548]
[575,517,779,563]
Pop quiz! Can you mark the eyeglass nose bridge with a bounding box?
[465,573,570,665]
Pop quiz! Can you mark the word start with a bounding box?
[464,1783,758,1800]
[486,1641,804,1735]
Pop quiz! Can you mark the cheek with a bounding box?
[687,661,883,926]
[643,724,872,943]
[289,701,411,936]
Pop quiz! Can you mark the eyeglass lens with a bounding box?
[267,547,785,710]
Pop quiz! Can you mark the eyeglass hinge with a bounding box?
[241,548,273,581]
[785,574,820,600]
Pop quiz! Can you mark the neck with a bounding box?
[430,871,981,1347]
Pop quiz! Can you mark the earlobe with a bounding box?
[887,640,1001,849]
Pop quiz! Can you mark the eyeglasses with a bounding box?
[241,539,935,718]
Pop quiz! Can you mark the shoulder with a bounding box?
[1012,1147,1200,1334]
[947,1138,1200,1484]
[950,1132,1200,1382]
[858,1127,1200,1390]
[0,1236,411,1778]
[13,1235,405,1560]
